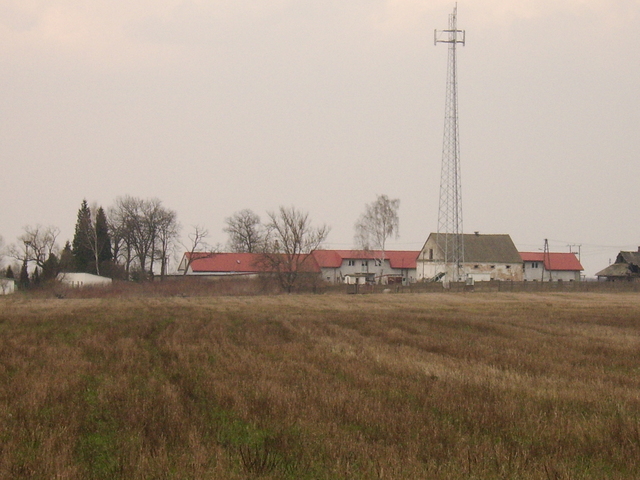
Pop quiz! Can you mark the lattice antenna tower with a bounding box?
[435,4,465,281]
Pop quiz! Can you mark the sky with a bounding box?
[1,0,639,277]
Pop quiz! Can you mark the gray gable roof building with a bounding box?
[418,233,524,282]
[420,233,522,264]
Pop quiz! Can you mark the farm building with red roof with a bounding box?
[177,252,320,277]
[519,252,583,282]
[178,250,420,285]
[310,250,419,285]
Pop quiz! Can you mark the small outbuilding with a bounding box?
[596,249,640,282]
[520,252,583,282]
[56,273,112,288]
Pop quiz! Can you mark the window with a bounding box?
[506,265,511,269]
[348,260,355,266]
[362,261,368,267]
[474,265,479,269]
[429,249,434,260]
[375,259,382,267]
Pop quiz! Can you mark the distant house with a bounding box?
[177,252,321,278]
[417,233,524,282]
[178,252,264,276]
[0,277,15,295]
[57,273,112,288]
[310,250,419,285]
[595,249,640,282]
[520,252,583,281]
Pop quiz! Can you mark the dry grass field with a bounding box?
[1,292,640,479]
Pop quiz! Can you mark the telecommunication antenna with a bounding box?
[435,4,465,282]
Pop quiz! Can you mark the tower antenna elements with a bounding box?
[435,4,465,283]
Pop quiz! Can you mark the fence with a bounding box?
[340,280,640,295]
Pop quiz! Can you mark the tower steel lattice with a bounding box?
[435,5,465,282]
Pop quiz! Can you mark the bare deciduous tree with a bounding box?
[155,208,180,279]
[262,206,329,293]
[179,225,217,275]
[109,196,146,277]
[109,196,179,280]
[354,194,400,280]
[108,202,134,276]
[224,209,265,253]
[9,225,60,270]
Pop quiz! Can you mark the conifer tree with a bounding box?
[95,207,113,265]
[31,267,40,287]
[5,265,14,279]
[19,261,29,290]
[59,241,74,273]
[72,200,93,273]
[42,253,60,281]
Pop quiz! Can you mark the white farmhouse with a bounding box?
[310,250,419,285]
[520,252,583,282]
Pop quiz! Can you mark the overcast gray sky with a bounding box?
[1,0,639,277]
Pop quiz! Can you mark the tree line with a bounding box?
[2,196,179,288]
[1,194,399,292]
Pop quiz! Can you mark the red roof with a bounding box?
[183,252,320,274]
[311,250,419,269]
[309,250,343,268]
[519,252,583,271]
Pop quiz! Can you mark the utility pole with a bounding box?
[567,244,581,261]
[542,238,550,282]
[435,4,466,283]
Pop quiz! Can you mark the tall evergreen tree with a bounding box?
[19,261,29,290]
[59,241,74,273]
[5,265,14,279]
[95,207,112,265]
[31,267,41,287]
[72,200,93,273]
[42,253,60,281]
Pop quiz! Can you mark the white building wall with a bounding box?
[463,263,523,281]
[0,278,15,295]
[523,261,544,281]
[523,262,580,282]
[548,270,580,282]
[416,261,442,282]
[57,273,112,288]
[322,259,417,284]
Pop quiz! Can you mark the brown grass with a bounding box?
[1,292,640,478]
